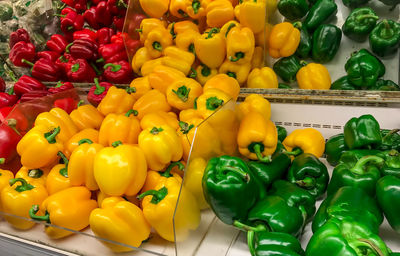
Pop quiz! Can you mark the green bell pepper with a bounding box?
[202,155,260,225]
[277,0,308,21]
[0,2,13,22]
[330,76,358,90]
[376,129,400,151]
[343,114,382,149]
[303,0,338,31]
[278,83,292,89]
[312,186,383,234]
[247,231,305,256]
[342,7,379,42]
[247,153,291,188]
[369,79,400,91]
[338,149,382,166]
[369,19,400,58]
[345,49,385,88]
[276,126,287,142]
[293,22,312,59]
[272,56,302,83]
[307,217,390,256]
[327,155,384,197]
[377,175,400,234]
[311,24,342,63]
[377,149,400,177]
[287,153,329,199]
[325,133,348,166]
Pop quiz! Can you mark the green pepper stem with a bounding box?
[21,59,34,67]
[192,0,200,14]
[229,52,245,62]
[9,178,34,192]
[160,162,185,178]
[93,78,105,95]
[44,127,60,144]
[150,127,163,135]
[125,109,138,117]
[104,63,122,72]
[296,177,316,188]
[78,138,93,145]
[356,14,379,21]
[112,141,123,147]
[225,23,236,37]
[0,158,4,164]
[284,147,303,156]
[58,151,69,166]
[351,155,384,175]
[8,71,17,82]
[206,28,220,39]
[152,42,162,51]
[247,231,257,256]
[220,166,250,182]
[201,64,211,77]
[356,239,385,256]
[137,186,168,204]
[77,100,84,107]
[293,21,302,29]
[382,129,400,141]
[380,19,394,39]
[233,221,268,232]
[252,144,272,163]
[29,205,50,223]
[28,169,43,179]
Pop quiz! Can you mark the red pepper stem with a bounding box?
[160,162,185,178]
[29,205,50,223]
[356,239,385,256]
[93,78,105,95]
[21,59,34,67]
[104,63,122,72]
[6,119,21,136]
[0,158,4,164]
[78,139,93,145]
[54,14,67,18]
[253,143,272,163]
[351,155,384,175]
[137,186,168,204]
[117,0,128,8]
[65,42,73,53]
[45,126,60,144]
[233,221,268,232]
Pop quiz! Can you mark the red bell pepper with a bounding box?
[60,0,87,12]
[1,155,22,174]
[98,42,127,63]
[36,51,60,62]
[53,98,78,114]
[73,29,97,42]
[111,33,141,56]
[0,107,13,124]
[103,61,133,84]
[46,34,69,54]
[127,14,146,40]
[113,16,125,31]
[19,90,50,103]
[23,58,61,82]
[83,7,101,30]
[9,41,36,67]
[97,28,115,46]
[96,1,113,26]
[67,59,96,82]
[48,81,75,94]
[87,78,112,106]
[66,39,99,61]
[9,28,30,49]
[0,91,18,108]
[0,106,28,133]
[59,8,84,34]
[12,75,46,96]
[56,54,73,73]
[0,123,22,164]
[0,77,5,92]
[107,0,128,16]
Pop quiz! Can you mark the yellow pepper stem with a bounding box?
[78,138,93,145]
[28,169,44,179]
[172,86,191,102]
[250,143,272,163]
[160,162,185,178]
[295,177,316,188]
[189,68,197,78]
[44,126,61,144]
[137,186,168,204]
[29,205,50,223]
[170,22,176,39]
[9,178,34,192]
[179,121,195,135]
[225,23,236,37]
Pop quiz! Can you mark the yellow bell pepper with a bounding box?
[166,78,203,110]
[35,108,78,143]
[235,0,266,34]
[282,128,325,158]
[129,76,152,100]
[69,139,103,191]
[194,28,226,69]
[220,20,240,38]
[148,65,186,94]
[169,0,189,18]
[236,94,271,121]
[138,178,200,242]
[46,152,72,195]
[269,22,300,59]
[95,190,142,208]
[203,73,240,100]
[132,89,171,119]
[141,58,164,76]
[141,162,184,192]
[140,111,179,130]
[139,0,169,18]
[219,59,252,85]
[97,86,136,116]
[247,67,278,88]
[1,178,48,230]
[179,109,203,122]
[15,166,50,186]
[89,197,151,252]
[98,110,142,146]
[0,168,13,211]
[251,46,264,69]
[175,30,200,55]
[17,125,64,169]
[255,22,273,48]
[226,26,255,64]
[185,0,210,18]
[131,47,153,75]
[168,21,199,39]
[70,104,104,131]
[160,46,195,76]
[94,142,147,196]
[138,125,183,171]
[195,64,218,85]
[296,62,331,90]
[196,88,232,119]
[237,111,278,161]
[138,18,167,43]
[29,186,97,239]
[144,27,173,59]
[206,0,234,28]
[64,128,99,158]
[184,157,208,209]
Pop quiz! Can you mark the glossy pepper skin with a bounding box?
[129,77,151,100]
[46,152,72,195]
[70,104,104,131]
[288,153,329,199]
[344,114,382,149]
[370,79,400,91]
[29,186,97,239]
[67,59,96,83]
[204,74,240,101]
[97,86,136,116]
[89,197,151,252]
[277,0,308,20]
[272,55,302,83]
[236,94,271,121]
[331,76,358,90]
[296,62,331,90]
[0,123,21,164]
[377,129,400,151]
[144,27,173,59]
[238,111,278,162]
[37,51,60,63]
[282,128,325,158]
[67,39,99,61]
[325,133,348,166]
[166,78,203,110]
[194,28,226,69]
[268,22,300,59]
[376,175,400,234]
[312,186,383,233]
[369,19,400,57]
[141,162,184,192]
[342,7,379,42]
[94,143,147,196]
[195,64,218,85]
[160,46,195,75]
[328,155,383,197]
[206,0,234,28]
[185,158,208,209]
[54,99,78,118]
[13,75,46,96]
[140,111,178,130]
[87,78,112,107]
[139,0,168,18]
[175,30,200,55]
[247,67,279,89]
[48,81,74,94]
[132,89,171,119]
[59,8,84,34]
[64,129,99,158]
[345,49,385,88]
[303,0,337,31]
[234,0,266,34]
[293,22,312,59]
[226,27,255,64]
[148,65,186,94]
[9,41,36,67]
[99,43,128,64]
[306,217,390,256]
[247,231,305,256]
[103,61,133,84]
[1,178,48,230]
[28,58,62,82]
[9,29,30,49]
[202,156,260,225]
[219,60,252,85]
[311,24,342,63]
